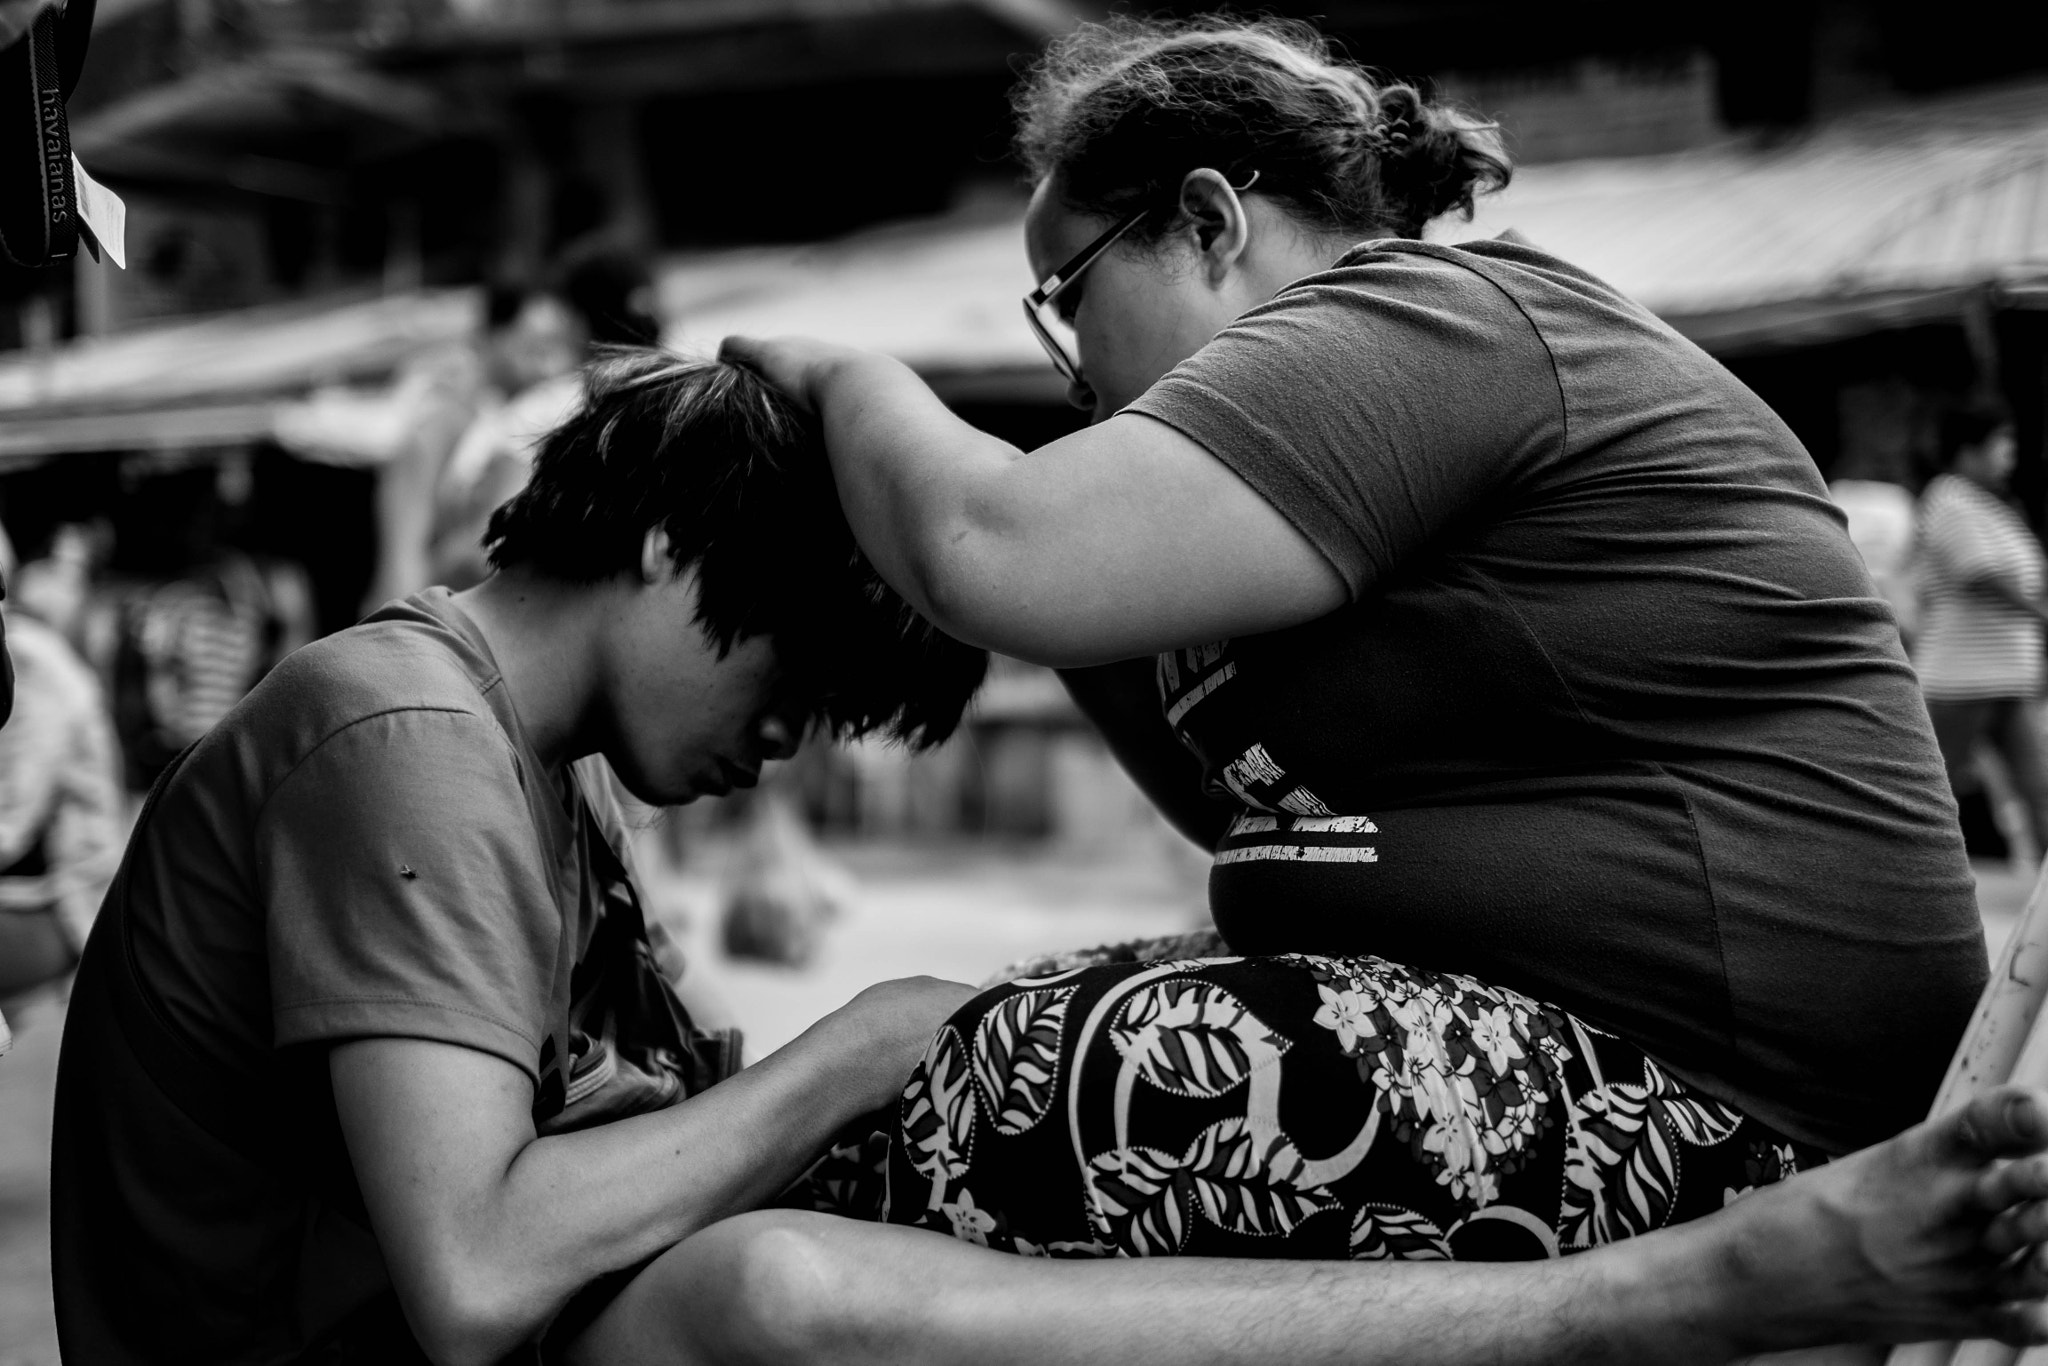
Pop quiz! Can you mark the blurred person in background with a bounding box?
[273,248,662,611]
[1914,407,2048,864]
[398,248,662,601]
[1830,457,1921,642]
[0,520,123,1034]
[111,462,315,788]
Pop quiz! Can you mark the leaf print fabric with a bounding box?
[972,986,1074,1135]
[1110,979,1284,1100]
[784,950,1828,1263]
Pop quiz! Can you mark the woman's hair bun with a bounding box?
[1014,15,1511,241]
[1366,82,1511,233]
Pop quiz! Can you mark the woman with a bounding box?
[742,8,1976,1216]
[1915,408,2048,862]
[567,17,2038,1363]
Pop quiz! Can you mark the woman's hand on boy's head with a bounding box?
[719,335,866,414]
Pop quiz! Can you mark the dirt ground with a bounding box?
[0,847,2028,1365]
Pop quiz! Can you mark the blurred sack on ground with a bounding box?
[718,793,857,968]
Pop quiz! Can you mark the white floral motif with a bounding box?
[941,1187,998,1246]
[1468,1005,1527,1076]
[1312,983,1374,1053]
[1298,955,1574,1214]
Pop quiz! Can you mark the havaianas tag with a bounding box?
[70,155,125,269]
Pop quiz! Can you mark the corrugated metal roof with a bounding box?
[0,290,478,463]
[4,80,2045,461]
[1448,79,2048,332]
[658,202,1046,382]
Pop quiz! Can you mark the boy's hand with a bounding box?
[719,335,870,414]
[820,975,980,1113]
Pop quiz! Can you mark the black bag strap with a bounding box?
[0,7,78,267]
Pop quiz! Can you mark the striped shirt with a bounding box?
[1914,472,2046,700]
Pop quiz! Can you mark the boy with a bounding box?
[51,352,985,1364]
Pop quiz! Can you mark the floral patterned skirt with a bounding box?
[794,948,1827,1261]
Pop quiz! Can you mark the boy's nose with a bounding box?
[757,714,801,761]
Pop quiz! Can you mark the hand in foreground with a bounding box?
[1705,1085,2048,1356]
[718,335,870,414]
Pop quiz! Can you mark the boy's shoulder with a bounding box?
[200,592,517,797]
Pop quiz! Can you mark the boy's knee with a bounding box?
[697,1215,877,1366]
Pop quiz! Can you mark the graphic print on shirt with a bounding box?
[1156,641,1380,862]
[1215,808,1381,865]
[1157,640,1239,729]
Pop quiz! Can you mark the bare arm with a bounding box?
[723,340,1344,668]
[331,976,974,1366]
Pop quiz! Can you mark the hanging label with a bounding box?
[71,155,126,269]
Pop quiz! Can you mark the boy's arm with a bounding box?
[332,974,971,1366]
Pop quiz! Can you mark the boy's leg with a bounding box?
[563,1086,2048,1366]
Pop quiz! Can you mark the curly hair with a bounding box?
[1013,14,1510,242]
[484,350,987,748]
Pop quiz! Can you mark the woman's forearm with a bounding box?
[811,352,1025,638]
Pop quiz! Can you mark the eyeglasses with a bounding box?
[1021,172,1260,385]
[1021,206,1150,386]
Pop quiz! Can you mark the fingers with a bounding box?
[1984,1198,2048,1257]
[1993,1246,2048,1302]
[1978,1296,2048,1346]
[1981,1156,2048,1217]
[1945,1088,2048,1162]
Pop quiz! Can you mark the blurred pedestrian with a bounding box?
[1830,469,1920,641]
[110,469,316,789]
[401,249,662,601]
[0,521,123,1009]
[1914,407,2048,860]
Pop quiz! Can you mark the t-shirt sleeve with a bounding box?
[1124,250,1564,598]
[258,707,562,1078]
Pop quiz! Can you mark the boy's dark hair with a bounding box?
[485,349,987,748]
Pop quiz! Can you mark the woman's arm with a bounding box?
[1060,658,1230,850]
[331,975,973,1366]
[725,340,1344,668]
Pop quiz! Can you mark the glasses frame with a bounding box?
[1020,172,1261,385]
[1021,205,1152,385]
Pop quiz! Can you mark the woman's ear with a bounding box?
[1177,168,1252,284]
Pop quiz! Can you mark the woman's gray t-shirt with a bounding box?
[1126,236,1983,1154]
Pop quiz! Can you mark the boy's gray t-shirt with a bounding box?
[50,590,712,1364]
[1126,236,1983,1154]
